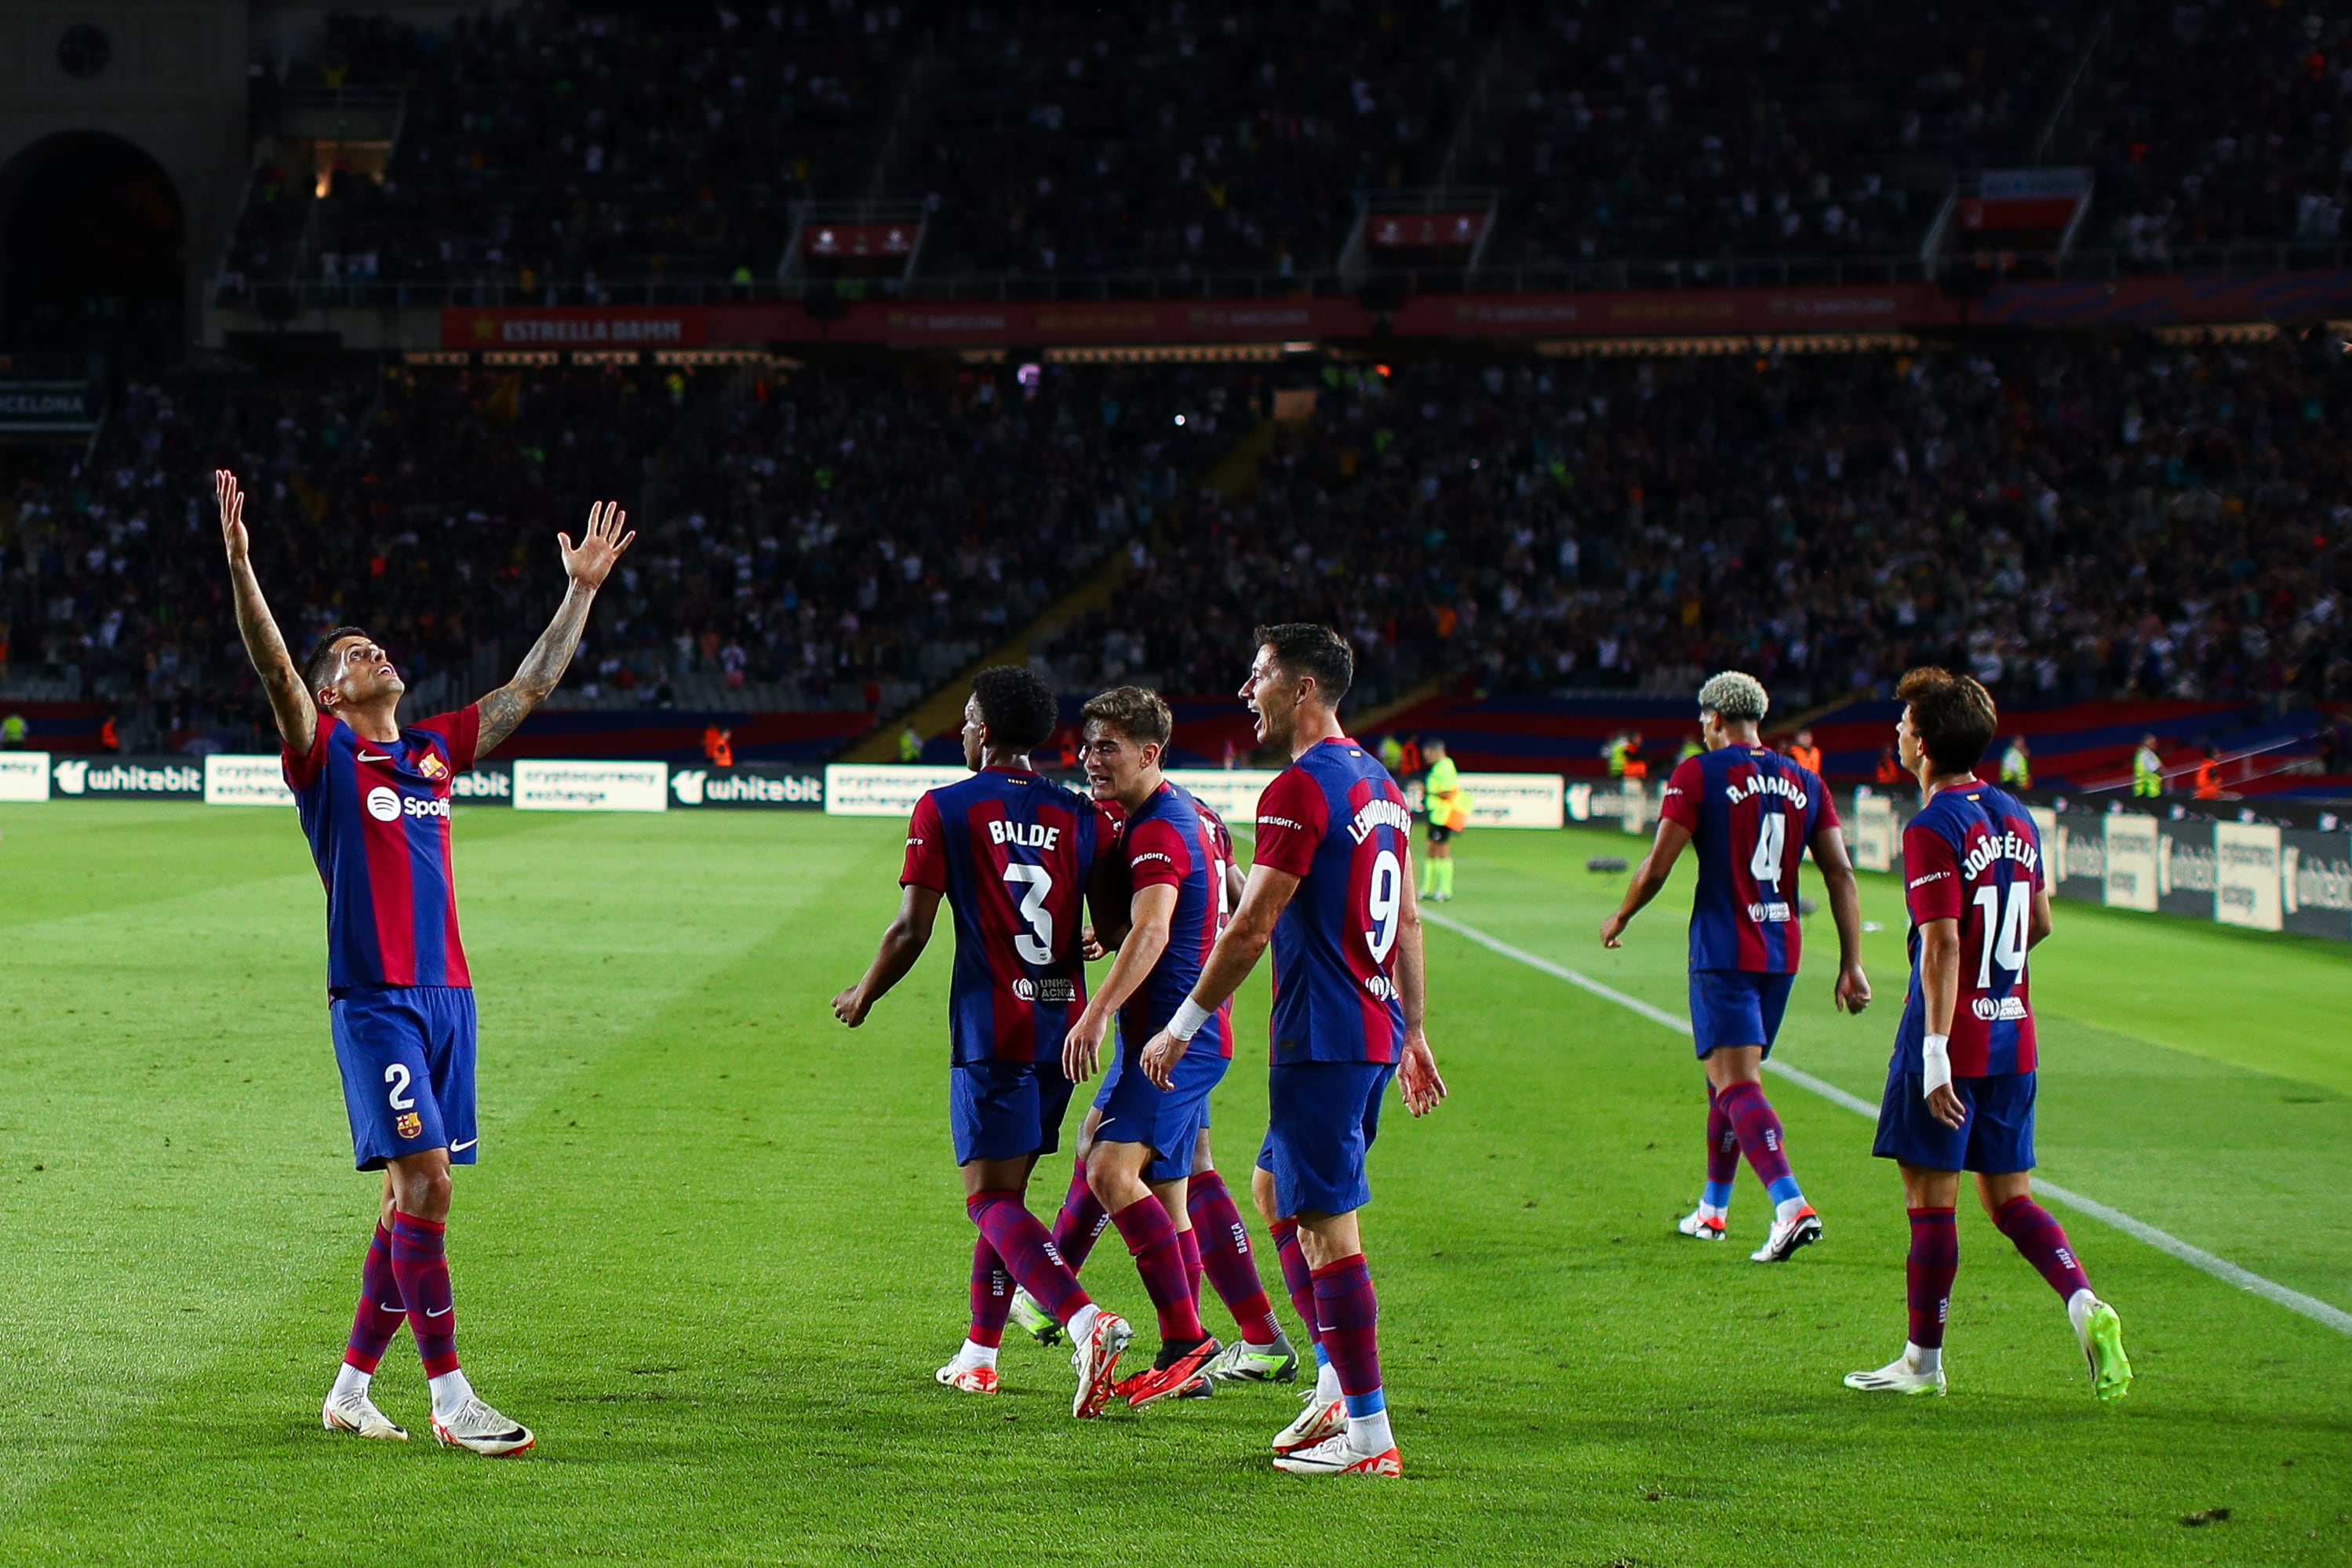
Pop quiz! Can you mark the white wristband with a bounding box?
[1921,1034,1953,1097]
[1167,997,1214,1042]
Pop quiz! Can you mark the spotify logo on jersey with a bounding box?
[366,786,402,821]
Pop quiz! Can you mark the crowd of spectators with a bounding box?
[2085,3,2352,267]
[1474,1,2096,272]
[908,2,1478,282]
[221,2,907,303]
[206,0,2352,297]
[0,358,1238,753]
[1036,339,2352,714]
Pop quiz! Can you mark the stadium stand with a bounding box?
[0,359,1249,754]
[1031,339,2352,716]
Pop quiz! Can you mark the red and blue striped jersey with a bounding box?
[1659,745,1836,973]
[1895,779,2044,1077]
[1252,738,1410,1065]
[283,708,479,991]
[901,767,1110,1065]
[1116,782,1236,1060]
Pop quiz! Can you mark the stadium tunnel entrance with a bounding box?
[0,132,185,374]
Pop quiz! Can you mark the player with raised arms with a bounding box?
[1845,668,2132,1401]
[1018,686,1298,1405]
[831,666,1134,1418]
[216,468,634,1455]
[1601,671,1869,1260]
[1140,624,1447,1479]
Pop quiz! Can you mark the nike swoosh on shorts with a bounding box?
[450,1139,478,1152]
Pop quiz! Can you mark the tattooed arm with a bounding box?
[215,469,317,755]
[474,500,635,757]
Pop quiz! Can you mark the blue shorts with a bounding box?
[1688,969,1794,1057]
[1094,1040,1228,1184]
[330,985,478,1172]
[1256,1060,1397,1220]
[951,1058,1075,1166]
[1873,1068,2037,1174]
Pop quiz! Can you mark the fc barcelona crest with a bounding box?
[395,1111,424,1140]
[419,753,450,781]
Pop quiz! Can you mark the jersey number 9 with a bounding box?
[1365,848,1402,966]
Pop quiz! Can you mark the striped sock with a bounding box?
[388,1211,458,1378]
[967,1190,1091,1324]
[344,1221,406,1374]
[1186,1171,1281,1346]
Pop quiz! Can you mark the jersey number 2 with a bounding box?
[1972,882,2030,988]
[384,1063,416,1111]
[1003,863,1056,966]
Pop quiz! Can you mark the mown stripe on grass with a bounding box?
[1424,910,2352,1340]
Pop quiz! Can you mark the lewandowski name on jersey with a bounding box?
[1251,739,1411,1064]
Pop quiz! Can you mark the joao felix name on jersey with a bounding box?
[284,707,480,991]
[1251,738,1411,1065]
[901,766,1110,1065]
[1894,779,2044,1078]
[1660,745,1837,974]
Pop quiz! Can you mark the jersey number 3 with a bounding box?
[1003,863,1056,966]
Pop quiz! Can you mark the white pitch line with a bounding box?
[1424,910,2352,1339]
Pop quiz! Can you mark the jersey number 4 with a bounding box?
[1749,811,1786,887]
[1972,882,2031,989]
[1002,863,1056,966]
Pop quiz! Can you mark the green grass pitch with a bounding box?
[2,800,2348,1566]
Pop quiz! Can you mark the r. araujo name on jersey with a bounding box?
[1251,738,1411,1064]
[901,766,1109,1065]
[1660,744,1836,973]
[1895,778,2044,1078]
[1116,783,1237,1059]
[283,708,481,991]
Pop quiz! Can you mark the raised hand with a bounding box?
[215,470,249,564]
[559,499,635,591]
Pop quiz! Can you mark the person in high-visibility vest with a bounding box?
[1418,738,1472,902]
[2000,734,2031,791]
[897,725,923,762]
[1676,732,1704,765]
[1378,733,1404,774]
[1621,733,1648,781]
[1606,732,1631,778]
[2131,733,2164,798]
[1873,746,1904,788]
[2193,748,2223,800]
[0,711,24,749]
[1788,727,1822,777]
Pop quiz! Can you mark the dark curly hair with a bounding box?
[970,664,1059,752]
[1897,665,1999,774]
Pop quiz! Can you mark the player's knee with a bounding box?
[390,1162,453,1221]
[1190,1128,1214,1177]
[1250,1163,1281,1224]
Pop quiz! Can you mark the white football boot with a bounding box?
[322,1386,408,1441]
[431,1394,536,1456]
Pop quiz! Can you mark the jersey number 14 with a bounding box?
[1972,881,2030,989]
